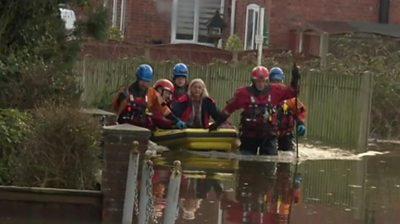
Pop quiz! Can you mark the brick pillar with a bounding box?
[102,124,151,224]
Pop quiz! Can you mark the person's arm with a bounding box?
[222,88,243,115]
[276,64,302,102]
[171,101,186,119]
[209,88,243,131]
[206,98,222,122]
[295,99,307,123]
[288,98,307,136]
[112,88,128,114]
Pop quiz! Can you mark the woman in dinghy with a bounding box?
[172,78,226,129]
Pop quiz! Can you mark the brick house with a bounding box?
[107,0,399,51]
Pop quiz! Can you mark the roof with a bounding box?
[302,21,400,38]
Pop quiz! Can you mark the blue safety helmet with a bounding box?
[136,64,153,82]
[172,63,189,79]
[269,67,284,82]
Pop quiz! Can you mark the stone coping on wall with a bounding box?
[80,108,116,116]
[103,123,150,135]
[0,185,102,205]
[103,124,151,144]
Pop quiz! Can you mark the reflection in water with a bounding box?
[221,161,300,224]
[148,144,400,224]
[152,152,301,224]
[179,176,223,220]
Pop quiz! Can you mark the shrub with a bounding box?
[15,103,102,189]
[0,109,31,185]
[224,34,243,52]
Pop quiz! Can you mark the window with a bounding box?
[111,0,126,35]
[171,0,224,44]
[244,4,260,50]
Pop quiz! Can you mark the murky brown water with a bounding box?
[149,143,400,224]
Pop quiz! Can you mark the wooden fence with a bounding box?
[77,58,372,150]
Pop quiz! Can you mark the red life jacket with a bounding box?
[172,85,188,102]
[240,87,278,137]
[118,90,153,129]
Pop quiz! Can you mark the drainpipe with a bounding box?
[298,31,303,53]
[230,0,237,36]
[257,7,265,66]
[379,0,390,24]
[171,0,178,43]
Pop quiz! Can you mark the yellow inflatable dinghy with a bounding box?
[151,128,239,151]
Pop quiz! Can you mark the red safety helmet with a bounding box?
[251,66,269,81]
[153,79,175,93]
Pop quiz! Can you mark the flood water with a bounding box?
[148,143,400,224]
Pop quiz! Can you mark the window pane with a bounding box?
[246,9,254,50]
[176,0,195,40]
[197,0,222,44]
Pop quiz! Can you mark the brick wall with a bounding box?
[81,41,306,64]
[101,124,151,224]
[268,0,380,49]
[303,32,321,57]
[104,0,400,52]
[124,0,172,44]
[389,0,400,24]
[81,40,145,59]
[0,186,102,224]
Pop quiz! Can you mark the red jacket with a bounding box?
[172,84,188,103]
[223,84,298,137]
[172,94,222,128]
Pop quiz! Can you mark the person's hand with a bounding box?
[296,123,306,136]
[291,63,301,87]
[176,120,187,129]
[208,122,220,131]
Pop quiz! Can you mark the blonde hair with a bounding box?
[187,78,209,98]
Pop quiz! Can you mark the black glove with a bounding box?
[209,122,220,131]
[291,63,301,87]
[209,112,229,131]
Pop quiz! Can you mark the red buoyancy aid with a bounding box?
[240,87,278,137]
[118,90,153,129]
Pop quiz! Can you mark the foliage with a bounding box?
[0,109,31,185]
[0,0,109,109]
[84,5,110,41]
[108,26,124,41]
[224,34,243,52]
[14,103,102,189]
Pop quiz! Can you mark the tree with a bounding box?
[0,0,109,108]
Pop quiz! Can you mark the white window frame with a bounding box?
[170,0,225,46]
[244,4,260,50]
[119,0,126,36]
[112,0,118,27]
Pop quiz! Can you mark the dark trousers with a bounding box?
[240,136,278,155]
[278,133,294,151]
